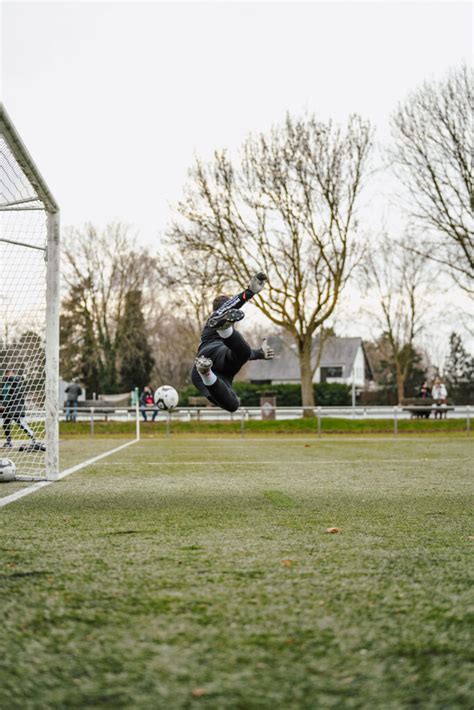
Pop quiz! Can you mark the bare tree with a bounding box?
[167,113,372,409]
[390,64,473,293]
[61,222,159,393]
[364,234,431,403]
[149,312,198,390]
[156,248,229,340]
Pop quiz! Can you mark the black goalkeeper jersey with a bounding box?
[1,375,27,417]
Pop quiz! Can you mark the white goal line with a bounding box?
[0,438,139,509]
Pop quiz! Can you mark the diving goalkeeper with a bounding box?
[192,272,274,412]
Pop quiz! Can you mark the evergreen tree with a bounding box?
[116,289,155,391]
[60,283,101,396]
[403,346,428,396]
[444,332,474,403]
[61,223,161,395]
[366,335,427,399]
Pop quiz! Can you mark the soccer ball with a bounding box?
[0,458,16,482]
[154,385,179,411]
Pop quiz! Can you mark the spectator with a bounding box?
[419,381,430,399]
[65,381,83,422]
[140,386,158,422]
[431,377,448,419]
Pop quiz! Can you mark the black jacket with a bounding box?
[65,383,82,401]
[1,375,26,417]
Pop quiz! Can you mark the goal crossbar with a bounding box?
[0,104,59,214]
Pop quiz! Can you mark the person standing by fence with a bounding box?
[65,382,83,422]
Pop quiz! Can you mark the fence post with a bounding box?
[90,407,94,436]
[135,397,140,441]
[166,411,171,438]
[394,406,398,436]
[317,407,322,438]
[467,406,470,436]
[240,409,245,438]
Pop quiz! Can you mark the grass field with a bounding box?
[0,436,473,708]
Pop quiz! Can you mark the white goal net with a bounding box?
[0,105,59,481]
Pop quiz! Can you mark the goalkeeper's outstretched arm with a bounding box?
[249,338,275,361]
[212,273,268,316]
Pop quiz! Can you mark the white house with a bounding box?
[243,336,373,388]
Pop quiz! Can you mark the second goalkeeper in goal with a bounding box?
[1,369,45,451]
[192,273,275,412]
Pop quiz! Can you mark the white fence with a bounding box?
[59,405,472,436]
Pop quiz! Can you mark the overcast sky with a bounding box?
[2,1,471,236]
[1,1,472,352]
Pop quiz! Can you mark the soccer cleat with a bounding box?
[195,356,213,375]
[2,441,13,448]
[208,308,245,330]
[18,442,46,452]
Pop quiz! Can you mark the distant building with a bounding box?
[244,336,373,387]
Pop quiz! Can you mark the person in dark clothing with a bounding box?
[1,369,45,450]
[139,386,158,422]
[419,381,430,399]
[191,273,274,412]
[65,382,83,422]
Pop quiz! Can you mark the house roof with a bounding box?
[244,336,373,381]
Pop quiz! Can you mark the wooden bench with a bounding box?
[73,400,130,410]
[401,398,454,419]
[63,401,130,423]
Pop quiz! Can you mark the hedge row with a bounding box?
[180,381,352,407]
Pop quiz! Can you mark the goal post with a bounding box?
[0,104,60,481]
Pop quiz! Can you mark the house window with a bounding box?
[320,366,343,381]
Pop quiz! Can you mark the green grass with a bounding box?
[59,415,470,439]
[0,437,473,708]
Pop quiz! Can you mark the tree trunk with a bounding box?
[396,372,405,404]
[299,338,315,415]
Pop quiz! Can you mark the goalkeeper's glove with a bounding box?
[260,338,275,360]
[248,272,268,294]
